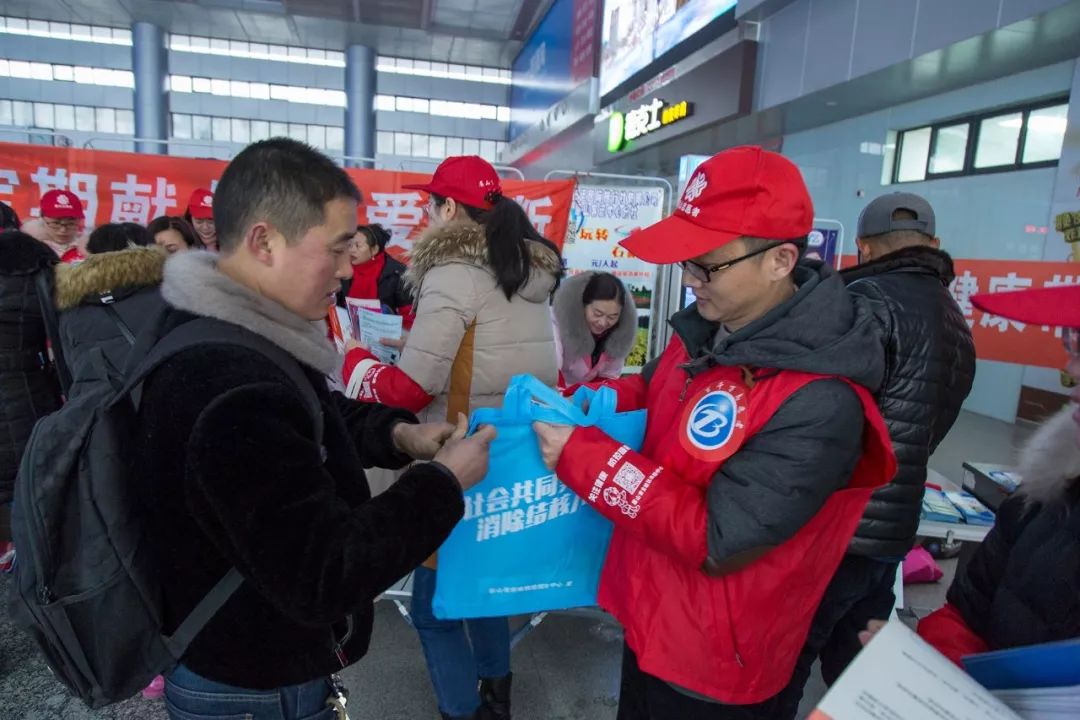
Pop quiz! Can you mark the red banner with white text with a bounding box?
[0,142,576,258]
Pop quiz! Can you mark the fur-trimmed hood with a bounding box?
[1018,404,1080,505]
[552,271,637,362]
[161,251,340,375]
[54,247,165,310]
[0,230,58,276]
[405,221,562,303]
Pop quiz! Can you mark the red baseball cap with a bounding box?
[402,156,503,209]
[187,188,214,219]
[973,285,1080,329]
[40,189,84,219]
[621,146,814,263]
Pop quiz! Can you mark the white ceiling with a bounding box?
[0,0,554,65]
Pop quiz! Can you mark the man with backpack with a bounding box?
[11,139,495,719]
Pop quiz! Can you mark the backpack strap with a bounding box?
[34,268,73,395]
[116,316,328,659]
[117,316,324,444]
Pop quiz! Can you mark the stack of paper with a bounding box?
[922,487,965,523]
[965,638,1080,719]
[945,491,996,526]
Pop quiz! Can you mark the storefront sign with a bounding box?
[607,98,693,152]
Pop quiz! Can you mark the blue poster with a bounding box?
[510,0,579,140]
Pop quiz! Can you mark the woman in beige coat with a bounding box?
[341,156,561,720]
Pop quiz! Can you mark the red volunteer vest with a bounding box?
[557,338,895,704]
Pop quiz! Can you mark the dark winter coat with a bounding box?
[0,232,61,504]
[130,251,464,689]
[841,247,976,558]
[54,247,165,400]
[920,407,1080,659]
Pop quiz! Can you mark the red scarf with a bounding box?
[347,252,386,302]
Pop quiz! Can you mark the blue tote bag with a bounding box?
[432,375,646,619]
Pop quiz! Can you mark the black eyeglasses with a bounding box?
[680,241,792,284]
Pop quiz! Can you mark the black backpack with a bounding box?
[8,311,325,708]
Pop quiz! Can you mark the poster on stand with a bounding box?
[562,185,666,369]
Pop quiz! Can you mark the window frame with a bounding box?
[892,96,1067,184]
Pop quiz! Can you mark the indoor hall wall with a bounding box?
[783,61,1075,423]
[753,0,1074,113]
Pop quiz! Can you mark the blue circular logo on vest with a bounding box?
[686,391,738,451]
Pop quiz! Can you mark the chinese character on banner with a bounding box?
[500,509,526,534]
[950,271,980,328]
[525,501,549,527]
[535,475,560,500]
[980,273,1034,333]
[514,195,553,237]
[30,167,100,224]
[110,174,176,224]
[367,192,425,249]
[1040,275,1080,337]
[0,169,18,201]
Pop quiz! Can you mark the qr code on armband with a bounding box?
[612,462,645,495]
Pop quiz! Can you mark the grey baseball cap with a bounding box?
[857,192,936,239]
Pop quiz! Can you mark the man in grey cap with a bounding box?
[776,192,976,717]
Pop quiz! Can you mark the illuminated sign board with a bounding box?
[607,98,693,152]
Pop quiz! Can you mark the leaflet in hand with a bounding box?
[345,298,403,364]
[811,621,1022,720]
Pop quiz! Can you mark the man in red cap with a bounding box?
[534,146,897,717]
[37,189,87,263]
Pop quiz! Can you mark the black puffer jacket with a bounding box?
[0,232,62,504]
[54,247,165,400]
[841,247,975,558]
[945,407,1080,651]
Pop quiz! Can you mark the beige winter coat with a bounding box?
[399,221,562,426]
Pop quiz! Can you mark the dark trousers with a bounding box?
[616,644,781,720]
[773,555,898,719]
[0,503,10,544]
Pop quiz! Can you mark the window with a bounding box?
[33,103,54,129]
[75,105,95,131]
[412,133,429,158]
[395,132,412,156]
[928,123,969,175]
[211,117,230,141]
[54,104,75,130]
[231,118,250,144]
[167,33,345,67]
[377,131,394,154]
[429,135,446,159]
[172,113,193,139]
[1,99,16,125]
[270,122,288,138]
[251,120,270,141]
[12,100,32,126]
[170,75,192,93]
[115,109,134,135]
[891,99,1068,183]
[192,115,212,140]
[446,136,463,156]
[307,124,326,148]
[326,126,345,152]
[0,15,131,45]
[376,56,511,85]
[462,138,479,155]
[1023,104,1068,164]
[974,113,1021,169]
[95,107,116,134]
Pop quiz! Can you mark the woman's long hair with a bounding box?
[147,216,204,250]
[432,193,561,300]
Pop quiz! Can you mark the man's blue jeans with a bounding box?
[164,663,337,720]
[411,566,511,717]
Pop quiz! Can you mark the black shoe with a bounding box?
[479,673,512,720]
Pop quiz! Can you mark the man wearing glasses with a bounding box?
[38,189,87,264]
[533,146,896,718]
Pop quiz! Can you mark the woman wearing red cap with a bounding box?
[341,156,563,720]
[862,285,1080,665]
[184,188,218,252]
